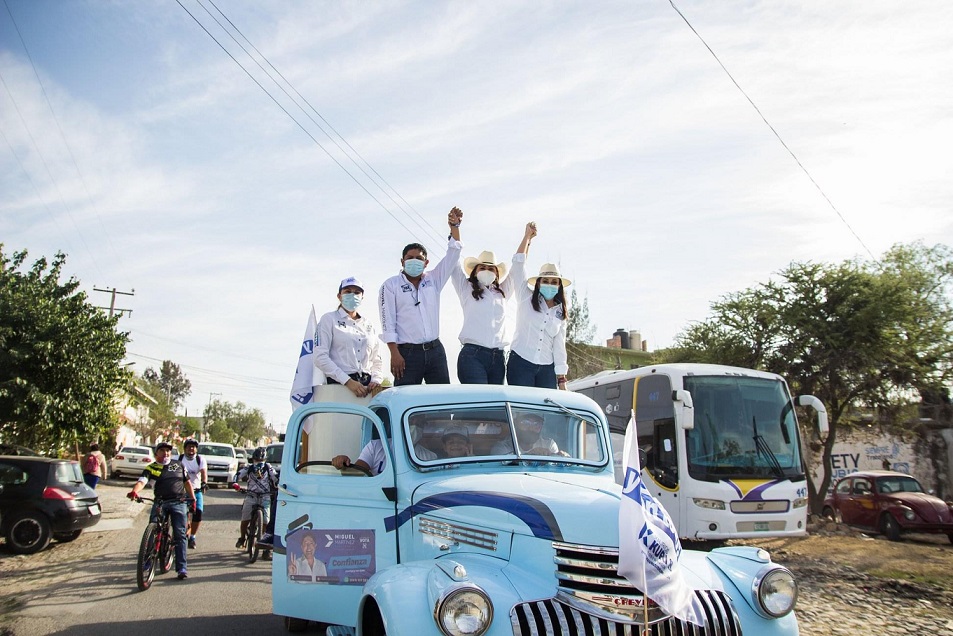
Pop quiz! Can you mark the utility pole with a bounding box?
[205,392,222,441]
[93,286,135,317]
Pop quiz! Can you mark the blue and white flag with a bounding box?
[290,305,321,411]
[618,411,703,626]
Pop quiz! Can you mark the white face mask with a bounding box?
[475,270,497,287]
[341,292,362,311]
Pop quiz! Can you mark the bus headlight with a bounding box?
[754,566,798,618]
[692,498,726,510]
[792,497,808,509]
[436,587,493,636]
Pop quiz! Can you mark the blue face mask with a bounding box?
[539,283,559,301]
[341,293,362,312]
[403,258,426,277]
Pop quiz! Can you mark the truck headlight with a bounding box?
[754,566,798,618]
[792,497,808,509]
[436,587,493,636]
[692,498,726,510]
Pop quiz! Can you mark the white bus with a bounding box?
[569,363,828,540]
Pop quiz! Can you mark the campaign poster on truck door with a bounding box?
[286,528,375,585]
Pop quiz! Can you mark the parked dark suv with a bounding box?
[0,456,102,554]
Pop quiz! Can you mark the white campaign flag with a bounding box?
[618,411,703,626]
[289,306,324,411]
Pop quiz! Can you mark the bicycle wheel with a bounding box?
[248,507,263,563]
[158,518,175,574]
[136,523,159,591]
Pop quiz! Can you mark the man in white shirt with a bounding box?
[177,438,207,549]
[492,413,561,456]
[378,208,464,385]
[288,532,328,582]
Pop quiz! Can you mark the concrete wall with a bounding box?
[808,426,952,499]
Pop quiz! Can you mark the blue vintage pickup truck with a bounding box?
[271,384,799,635]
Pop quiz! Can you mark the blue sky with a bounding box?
[3,1,952,429]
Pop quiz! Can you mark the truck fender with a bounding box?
[359,556,518,636]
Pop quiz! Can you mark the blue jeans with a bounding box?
[457,344,505,384]
[396,341,450,385]
[506,351,557,389]
[153,499,189,573]
[83,473,99,489]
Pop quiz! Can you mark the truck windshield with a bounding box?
[684,376,803,481]
[407,403,607,467]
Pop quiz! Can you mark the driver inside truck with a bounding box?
[491,413,563,456]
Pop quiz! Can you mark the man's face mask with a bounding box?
[403,258,426,277]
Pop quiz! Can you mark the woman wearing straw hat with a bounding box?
[450,233,529,383]
[507,222,571,389]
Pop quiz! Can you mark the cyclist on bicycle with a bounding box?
[127,441,196,580]
[177,438,207,549]
[232,446,278,559]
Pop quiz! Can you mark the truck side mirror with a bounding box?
[673,389,694,430]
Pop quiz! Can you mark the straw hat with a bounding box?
[463,250,508,280]
[527,263,572,289]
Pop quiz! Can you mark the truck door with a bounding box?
[272,403,397,627]
[634,374,682,531]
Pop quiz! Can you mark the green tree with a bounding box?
[203,398,266,446]
[143,360,191,411]
[0,247,130,454]
[659,242,953,512]
[566,289,603,379]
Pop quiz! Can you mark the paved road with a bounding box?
[0,480,319,635]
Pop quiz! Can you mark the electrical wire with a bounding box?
[204,0,447,248]
[2,0,128,282]
[668,0,875,260]
[175,0,447,255]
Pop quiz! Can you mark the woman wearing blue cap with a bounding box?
[314,276,384,398]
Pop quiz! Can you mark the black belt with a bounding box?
[328,372,372,386]
[462,343,504,353]
[399,339,442,351]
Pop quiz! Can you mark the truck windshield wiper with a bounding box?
[752,416,784,478]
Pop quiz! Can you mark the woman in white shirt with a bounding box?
[314,276,384,398]
[507,223,571,389]
[450,247,513,384]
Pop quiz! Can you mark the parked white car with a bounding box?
[197,442,238,486]
[109,446,155,479]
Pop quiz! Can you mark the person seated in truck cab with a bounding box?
[333,416,437,473]
[491,413,563,456]
[440,424,472,458]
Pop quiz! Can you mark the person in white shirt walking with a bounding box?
[378,207,464,385]
[314,276,383,398]
[507,222,571,389]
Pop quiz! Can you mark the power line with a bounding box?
[668,0,875,260]
[2,0,128,281]
[174,0,447,254]
[204,0,447,248]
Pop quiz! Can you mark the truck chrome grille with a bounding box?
[418,516,498,551]
[505,541,743,636]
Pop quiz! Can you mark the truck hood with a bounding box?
[404,471,622,546]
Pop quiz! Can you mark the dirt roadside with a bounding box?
[733,518,953,594]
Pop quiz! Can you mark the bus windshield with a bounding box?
[684,375,803,481]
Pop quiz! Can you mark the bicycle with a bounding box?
[232,486,272,563]
[133,496,176,591]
